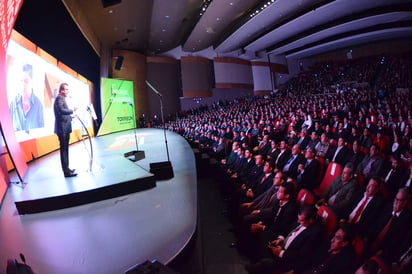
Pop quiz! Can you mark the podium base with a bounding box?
[149,161,174,180]
[124,150,145,162]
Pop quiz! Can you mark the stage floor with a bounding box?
[0,128,197,274]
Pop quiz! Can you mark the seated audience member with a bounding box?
[296,128,310,149]
[367,188,412,257]
[266,140,279,161]
[348,127,360,145]
[274,140,291,170]
[245,205,325,274]
[232,147,255,180]
[239,130,249,146]
[326,137,349,167]
[210,136,226,160]
[297,147,321,191]
[304,223,357,274]
[226,147,246,177]
[247,182,297,233]
[306,131,320,150]
[221,141,240,167]
[316,163,358,216]
[357,144,383,182]
[282,144,305,180]
[315,133,330,158]
[380,155,407,201]
[240,171,285,215]
[347,140,365,172]
[343,177,384,238]
[257,135,271,156]
[244,160,275,201]
[359,128,373,150]
[287,130,298,147]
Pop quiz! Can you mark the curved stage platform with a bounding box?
[0,128,197,274]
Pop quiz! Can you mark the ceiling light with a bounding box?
[216,17,220,21]
[162,29,166,32]
[108,10,113,14]
[165,15,170,19]
[229,2,234,6]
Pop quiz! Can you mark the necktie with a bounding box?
[284,225,302,250]
[349,196,369,224]
[385,169,394,183]
[372,215,395,251]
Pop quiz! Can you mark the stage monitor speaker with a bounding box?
[124,150,145,162]
[150,161,174,180]
[124,260,180,274]
[101,0,122,8]
[115,56,124,70]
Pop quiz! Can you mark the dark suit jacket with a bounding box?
[253,173,275,198]
[381,165,407,201]
[370,204,412,255]
[276,149,292,170]
[285,154,305,180]
[297,158,321,191]
[53,94,73,135]
[262,200,298,236]
[326,145,349,167]
[281,221,326,273]
[343,191,384,237]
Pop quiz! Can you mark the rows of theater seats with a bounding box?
[162,54,411,273]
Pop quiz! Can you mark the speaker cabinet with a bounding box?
[115,56,124,70]
[149,161,174,180]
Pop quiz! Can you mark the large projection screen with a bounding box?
[3,30,93,168]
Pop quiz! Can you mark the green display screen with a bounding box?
[97,78,135,136]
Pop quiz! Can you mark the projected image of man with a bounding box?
[54,83,77,178]
[9,63,44,132]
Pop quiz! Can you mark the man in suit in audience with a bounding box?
[367,188,412,257]
[283,144,305,180]
[347,140,365,172]
[357,144,383,182]
[244,160,275,201]
[380,155,407,201]
[274,140,291,171]
[296,128,310,149]
[240,171,285,216]
[297,147,321,191]
[326,137,349,167]
[245,205,325,274]
[316,163,358,217]
[343,177,384,238]
[304,223,357,274]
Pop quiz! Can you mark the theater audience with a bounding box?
[161,54,412,273]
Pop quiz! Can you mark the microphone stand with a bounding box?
[124,101,145,162]
[145,80,174,180]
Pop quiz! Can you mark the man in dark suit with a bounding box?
[304,223,357,274]
[282,144,305,180]
[245,205,325,273]
[297,147,321,191]
[325,137,349,167]
[367,188,412,257]
[380,155,407,201]
[54,83,77,177]
[343,177,384,238]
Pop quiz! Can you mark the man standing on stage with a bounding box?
[54,83,77,177]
